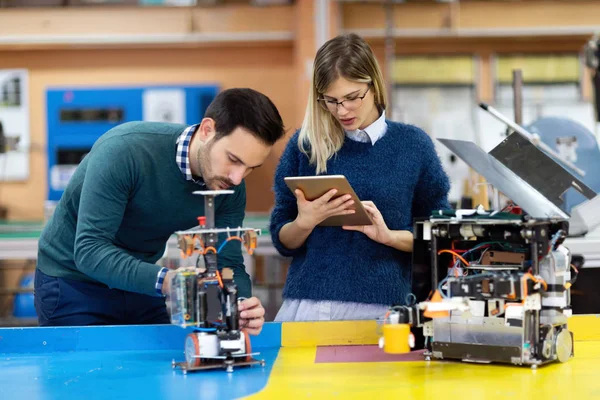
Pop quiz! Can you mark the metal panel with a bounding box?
[431,342,522,363]
[490,132,596,208]
[433,318,523,347]
[437,137,570,219]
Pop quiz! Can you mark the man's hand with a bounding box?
[161,269,266,335]
[238,297,265,336]
[161,266,196,297]
[161,269,178,297]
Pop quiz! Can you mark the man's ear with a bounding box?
[197,118,216,142]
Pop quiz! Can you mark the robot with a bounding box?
[378,131,599,368]
[170,190,264,373]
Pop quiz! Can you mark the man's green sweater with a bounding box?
[37,121,251,298]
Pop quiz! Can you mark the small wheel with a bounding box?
[555,329,573,363]
[185,333,201,368]
[243,330,252,362]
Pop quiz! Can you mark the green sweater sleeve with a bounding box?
[215,180,252,299]
[74,136,163,297]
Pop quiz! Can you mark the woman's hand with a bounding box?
[342,201,393,245]
[294,189,356,230]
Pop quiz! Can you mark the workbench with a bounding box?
[0,216,289,324]
[3,219,599,265]
[1,218,599,321]
[1,316,599,399]
[0,216,279,260]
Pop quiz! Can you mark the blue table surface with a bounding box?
[0,323,282,400]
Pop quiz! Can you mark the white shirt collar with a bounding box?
[345,110,387,145]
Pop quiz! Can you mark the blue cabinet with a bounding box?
[46,84,219,201]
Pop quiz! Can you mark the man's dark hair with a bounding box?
[205,88,285,145]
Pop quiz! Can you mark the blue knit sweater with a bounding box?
[269,121,451,305]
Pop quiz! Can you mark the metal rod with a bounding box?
[384,0,395,112]
[491,186,500,211]
[431,234,439,289]
[203,195,217,248]
[0,317,38,327]
[531,239,539,275]
[533,310,540,358]
[513,69,523,125]
[315,0,330,51]
[0,288,33,295]
[479,102,586,177]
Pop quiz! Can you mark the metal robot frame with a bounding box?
[380,213,577,367]
[378,130,600,368]
[169,190,264,374]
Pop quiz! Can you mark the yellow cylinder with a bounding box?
[382,324,411,354]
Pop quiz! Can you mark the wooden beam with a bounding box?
[366,36,591,55]
[343,1,600,37]
[0,4,294,50]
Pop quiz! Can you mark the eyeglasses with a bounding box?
[317,85,371,112]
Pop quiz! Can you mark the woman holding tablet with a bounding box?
[269,33,451,321]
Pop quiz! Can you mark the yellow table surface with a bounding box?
[245,315,600,399]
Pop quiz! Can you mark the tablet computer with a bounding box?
[284,175,373,227]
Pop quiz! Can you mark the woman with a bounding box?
[269,33,451,321]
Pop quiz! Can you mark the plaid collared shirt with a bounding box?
[175,123,205,184]
[155,123,205,296]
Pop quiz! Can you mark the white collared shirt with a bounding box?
[345,110,387,145]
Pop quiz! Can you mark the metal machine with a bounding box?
[170,190,263,374]
[379,130,600,367]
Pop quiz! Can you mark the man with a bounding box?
[34,88,285,335]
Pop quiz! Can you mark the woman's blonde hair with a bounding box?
[299,33,387,174]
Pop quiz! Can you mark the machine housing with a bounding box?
[407,214,575,366]
[379,131,598,367]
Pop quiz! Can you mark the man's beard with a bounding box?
[196,143,234,190]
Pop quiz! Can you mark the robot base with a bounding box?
[172,357,265,374]
[422,321,574,368]
[172,330,265,374]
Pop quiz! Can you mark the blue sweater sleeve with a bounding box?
[269,132,305,257]
[74,136,163,297]
[412,129,452,219]
[215,180,251,299]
